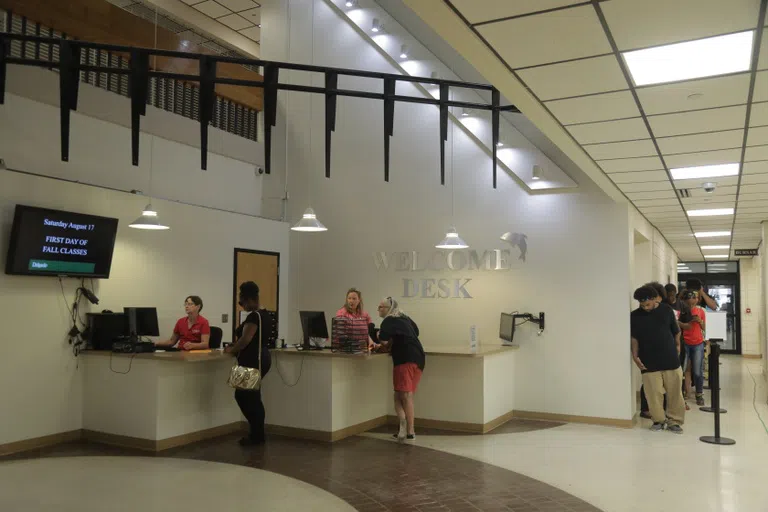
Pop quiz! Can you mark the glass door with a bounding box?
[677,262,741,354]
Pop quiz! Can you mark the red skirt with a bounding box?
[393,363,422,392]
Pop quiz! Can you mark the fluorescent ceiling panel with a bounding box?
[686,208,734,217]
[670,163,739,180]
[694,231,731,238]
[623,31,754,86]
[700,245,730,250]
[704,255,729,259]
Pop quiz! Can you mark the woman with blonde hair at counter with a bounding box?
[336,287,377,351]
[376,297,425,442]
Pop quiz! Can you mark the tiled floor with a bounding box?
[365,357,768,512]
[3,425,599,512]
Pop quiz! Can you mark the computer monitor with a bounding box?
[332,317,370,354]
[299,311,328,349]
[86,312,127,350]
[124,307,160,342]
[499,312,515,344]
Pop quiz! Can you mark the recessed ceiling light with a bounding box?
[670,163,739,180]
[345,0,358,7]
[704,255,729,259]
[687,93,704,100]
[701,245,730,250]
[399,44,409,59]
[532,165,543,181]
[687,208,734,217]
[694,231,731,238]
[623,31,754,86]
[371,18,383,33]
[496,141,504,147]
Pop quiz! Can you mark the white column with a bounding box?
[762,222,768,381]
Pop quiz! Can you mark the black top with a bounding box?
[379,315,425,370]
[235,310,272,370]
[667,298,684,311]
[630,305,680,373]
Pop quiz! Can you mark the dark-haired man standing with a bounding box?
[631,286,685,433]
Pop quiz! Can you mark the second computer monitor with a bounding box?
[124,307,160,341]
[299,311,328,349]
[499,312,515,344]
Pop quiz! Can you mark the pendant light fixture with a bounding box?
[436,106,468,249]
[129,8,169,231]
[291,0,327,233]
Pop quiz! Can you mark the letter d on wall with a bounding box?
[403,279,419,298]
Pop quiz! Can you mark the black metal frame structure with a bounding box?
[0,33,519,188]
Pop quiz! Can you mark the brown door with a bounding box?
[233,249,279,339]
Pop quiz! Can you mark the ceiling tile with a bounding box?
[566,117,649,144]
[587,139,658,160]
[641,206,684,214]
[610,170,670,183]
[517,55,628,101]
[751,102,768,127]
[738,191,768,200]
[636,73,751,115]
[633,198,682,207]
[601,0,760,50]
[741,173,768,185]
[657,130,744,155]
[748,126,768,146]
[617,181,674,193]
[450,0,585,24]
[193,1,230,18]
[601,156,663,173]
[648,105,748,137]
[745,145,768,162]
[548,90,640,125]
[216,0,258,11]
[743,161,768,174]
[626,190,678,200]
[665,149,742,169]
[477,5,610,69]
[217,13,252,30]
[240,7,261,24]
[755,71,768,102]
[239,26,261,41]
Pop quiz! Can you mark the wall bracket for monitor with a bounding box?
[0,32,520,189]
[512,312,545,338]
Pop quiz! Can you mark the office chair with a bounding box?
[209,326,223,349]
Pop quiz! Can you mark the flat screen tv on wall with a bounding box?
[4,204,119,278]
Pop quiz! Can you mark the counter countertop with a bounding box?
[81,350,234,363]
[81,344,518,362]
[272,344,517,358]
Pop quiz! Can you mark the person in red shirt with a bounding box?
[679,290,706,406]
[335,288,376,351]
[155,295,211,350]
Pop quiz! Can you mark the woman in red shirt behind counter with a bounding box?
[335,288,376,351]
[155,295,211,350]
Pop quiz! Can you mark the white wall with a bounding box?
[0,170,290,446]
[263,0,637,421]
[740,255,763,357]
[0,87,264,218]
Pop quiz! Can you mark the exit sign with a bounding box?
[734,248,759,256]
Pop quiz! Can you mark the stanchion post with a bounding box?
[701,339,726,413]
[700,341,735,445]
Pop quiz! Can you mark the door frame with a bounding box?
[232,248,280,341]
[678,269,741,355]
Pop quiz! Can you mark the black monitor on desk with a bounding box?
[299,311,328,350]
[86,312,127,350]
[124,307,160,343]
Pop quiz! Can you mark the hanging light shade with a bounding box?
[435,226,468,249]
[129,204,169,230]
[291,207,327,232]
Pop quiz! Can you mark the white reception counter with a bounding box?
[81,344,517,450]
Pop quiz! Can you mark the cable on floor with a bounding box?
[747,365,768,435]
